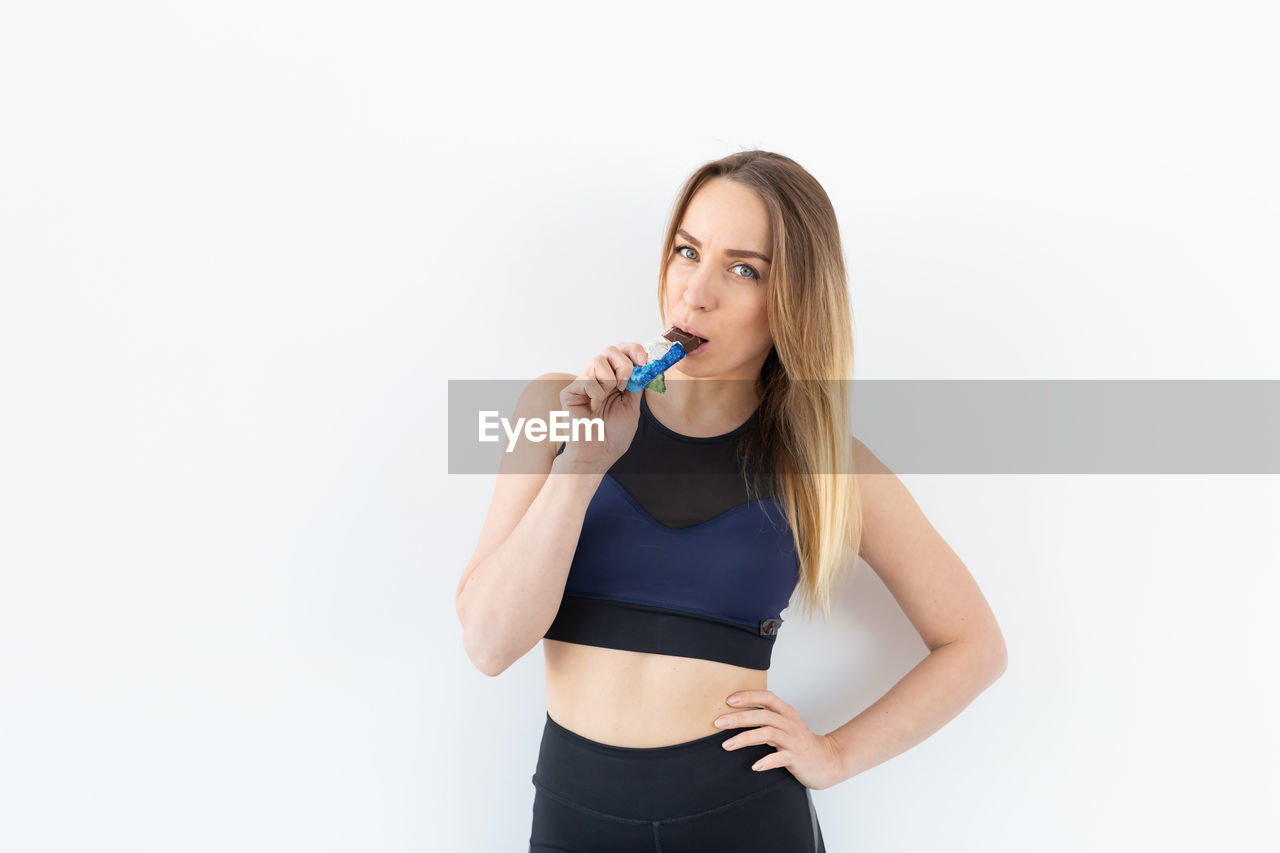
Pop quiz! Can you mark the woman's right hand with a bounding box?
[554,342,649,475]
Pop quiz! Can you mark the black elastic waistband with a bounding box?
[531,711,789,822]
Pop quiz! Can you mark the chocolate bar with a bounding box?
[624,326,708,393]
[661,326,706,355]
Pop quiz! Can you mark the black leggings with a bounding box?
[529,711,826,852]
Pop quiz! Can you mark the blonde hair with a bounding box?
[657,150,862,621]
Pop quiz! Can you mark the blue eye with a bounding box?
[673,244,761,282]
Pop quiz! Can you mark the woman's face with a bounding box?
[664,177,774,381]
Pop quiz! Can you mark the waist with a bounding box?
[532,710,791,822]
[543,638,768,747]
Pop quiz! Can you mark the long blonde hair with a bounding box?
[658,150,862,621]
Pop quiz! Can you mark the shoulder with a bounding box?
[848,434,907,562]
[512,372,576,428]
[849,435,904,528]
[518,372,575,413]
[851,435,892,477]
[479,373,576,476]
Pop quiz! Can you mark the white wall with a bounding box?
[1,2,1277,851]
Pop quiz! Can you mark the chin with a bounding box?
[680,364,727,384]
[673,359,706,376]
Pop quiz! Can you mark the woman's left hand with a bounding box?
[715,689,847,791]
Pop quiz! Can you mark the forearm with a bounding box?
[826,637,1007,783]
[456,462,603,675]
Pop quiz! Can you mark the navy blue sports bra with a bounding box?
[544,390,800,670]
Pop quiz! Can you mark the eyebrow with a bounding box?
[676,228,772,264]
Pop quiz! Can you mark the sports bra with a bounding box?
[543,390,800,670]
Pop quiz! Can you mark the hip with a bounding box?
[529,711,825,853]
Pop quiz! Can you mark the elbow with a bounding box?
[945,630,1007,682]
[455,596,497,677]
[462,631,511,677]
[457,609,514,678]
[472,651,510,678]
[455,592,539,677]
[967,613,1009,680]
[985,633,1009,680]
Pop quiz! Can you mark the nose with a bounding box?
[679,263,716,312]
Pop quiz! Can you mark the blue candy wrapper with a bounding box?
[625,340,687,393]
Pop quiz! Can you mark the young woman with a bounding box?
[455,150,1008,852]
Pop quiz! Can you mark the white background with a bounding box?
[2,1,1278,850]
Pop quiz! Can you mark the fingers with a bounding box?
[579,367,611,412]
[582,355,621,410]
[597,346,636,391]
[589,345,648,399]
[559,378,593,412]
[564,343,650,413]
[726,690,785,712]
[721,724,783,749]
[566,356,622,414]
[715,708,787,734]
[618,341,648,367]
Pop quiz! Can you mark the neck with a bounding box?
[646,373,762,435]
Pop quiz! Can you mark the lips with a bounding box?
[672,320,710,341]
[663,325,708,355]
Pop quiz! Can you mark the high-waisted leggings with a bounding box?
[529,711,826,852]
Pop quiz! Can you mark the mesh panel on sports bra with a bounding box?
[555,391,772,526]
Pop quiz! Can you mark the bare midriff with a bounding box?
[542,638,768,747]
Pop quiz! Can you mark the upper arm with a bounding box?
[852,436,1007,663]
[454,372,575,603]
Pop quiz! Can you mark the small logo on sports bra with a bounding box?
[758,618,782,638]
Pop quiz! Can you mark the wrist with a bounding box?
[824,730,857,784]
[550,455,609,479]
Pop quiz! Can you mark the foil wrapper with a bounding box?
[625,338,687,393]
